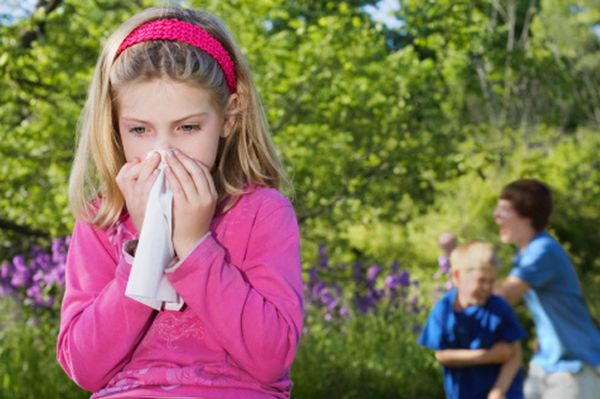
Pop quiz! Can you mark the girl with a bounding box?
[57,6,303,399]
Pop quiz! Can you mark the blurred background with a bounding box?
[0,0,599,397]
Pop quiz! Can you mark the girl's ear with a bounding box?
[221,93,240,138]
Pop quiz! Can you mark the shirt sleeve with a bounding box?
[56,221,156,392]
[495,297,526,343]
[165,202,304,385]
[510,240,556,289]
[418,299,447,350]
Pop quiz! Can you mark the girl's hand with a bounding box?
[165,149,217,259]
[115,153,161,233]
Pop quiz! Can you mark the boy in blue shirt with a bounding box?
[419,241,525,399]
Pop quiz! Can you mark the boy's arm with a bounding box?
[435,341,514,367]
[494,276,530,306]
[487,342,522,399]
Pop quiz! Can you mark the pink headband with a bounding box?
[115,18,237,93]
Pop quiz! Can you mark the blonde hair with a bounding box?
[69,6,289,229]
[450,241,498,273]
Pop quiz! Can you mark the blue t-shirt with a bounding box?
[510,231,600,373]
[418,290,525,399]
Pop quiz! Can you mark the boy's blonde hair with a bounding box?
[69,6,289,229]
[450,241,498,273]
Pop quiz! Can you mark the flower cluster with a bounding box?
[0,238,454,322]
[303,244,456,334]
[0,237,69,309]
[304,245,429,326]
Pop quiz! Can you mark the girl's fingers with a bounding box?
[197,161,217,197]
[166,150,196,200]
[117,159,138,177]
[141,169,160,194]
[137,152,161,183]
[164,166,185,200]
[174,151,210,195]
[116,159,141,190]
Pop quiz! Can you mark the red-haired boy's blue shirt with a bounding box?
[510,231,600,373]
[418,289,525,399]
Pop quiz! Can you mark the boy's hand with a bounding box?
[116,153,161,233]
[487,387,505,399]
[165,149,217,259]
[488,341,514,363]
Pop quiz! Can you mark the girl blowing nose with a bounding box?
[57,6,303,399]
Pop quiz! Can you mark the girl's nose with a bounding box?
[154,135,174,152]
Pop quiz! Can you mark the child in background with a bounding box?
[438,231,458,274]
[57,6,303,399]
[419,242,525,399]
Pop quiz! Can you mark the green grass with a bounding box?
[0,298,443,399]
[292,310,444,399]
[0,300,86,399]
[3,281,597,399]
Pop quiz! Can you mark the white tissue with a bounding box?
[125,150,184,311]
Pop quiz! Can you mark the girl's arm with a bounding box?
[488,342,522,399]
[435,341,514,367]
[166,199,303,385]
[57,221,155,392]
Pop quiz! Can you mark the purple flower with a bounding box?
[318,244,329,269]
[11,255,31,288]
[0,262,12,280]
[398,271,410,287]
[384,274,397,290]
[32,249,52,272]
[438,255,451,274]
[354,295,375,314]
[32,269,45,284]
[366,265,381,282]
[308,266,318,285]
[319,287,338,309]
[338,306,350,319]
[311,280,326,300]
[26,284,45,306]
[0,235,70,309]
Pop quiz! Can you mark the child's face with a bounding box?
[493,199,533,244]
[116,77,225,168]
[454,267,496,307]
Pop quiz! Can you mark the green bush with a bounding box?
[292,311,443,399]
[0,299,86,399]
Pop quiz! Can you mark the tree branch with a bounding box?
[0,217,49,238]
[19,0,63,49]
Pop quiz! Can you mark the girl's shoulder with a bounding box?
[238,186,294,213]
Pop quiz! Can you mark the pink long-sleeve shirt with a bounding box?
[57,187,304,399]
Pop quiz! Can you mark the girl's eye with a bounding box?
[128,126,147,135]
[180,124,201,133]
